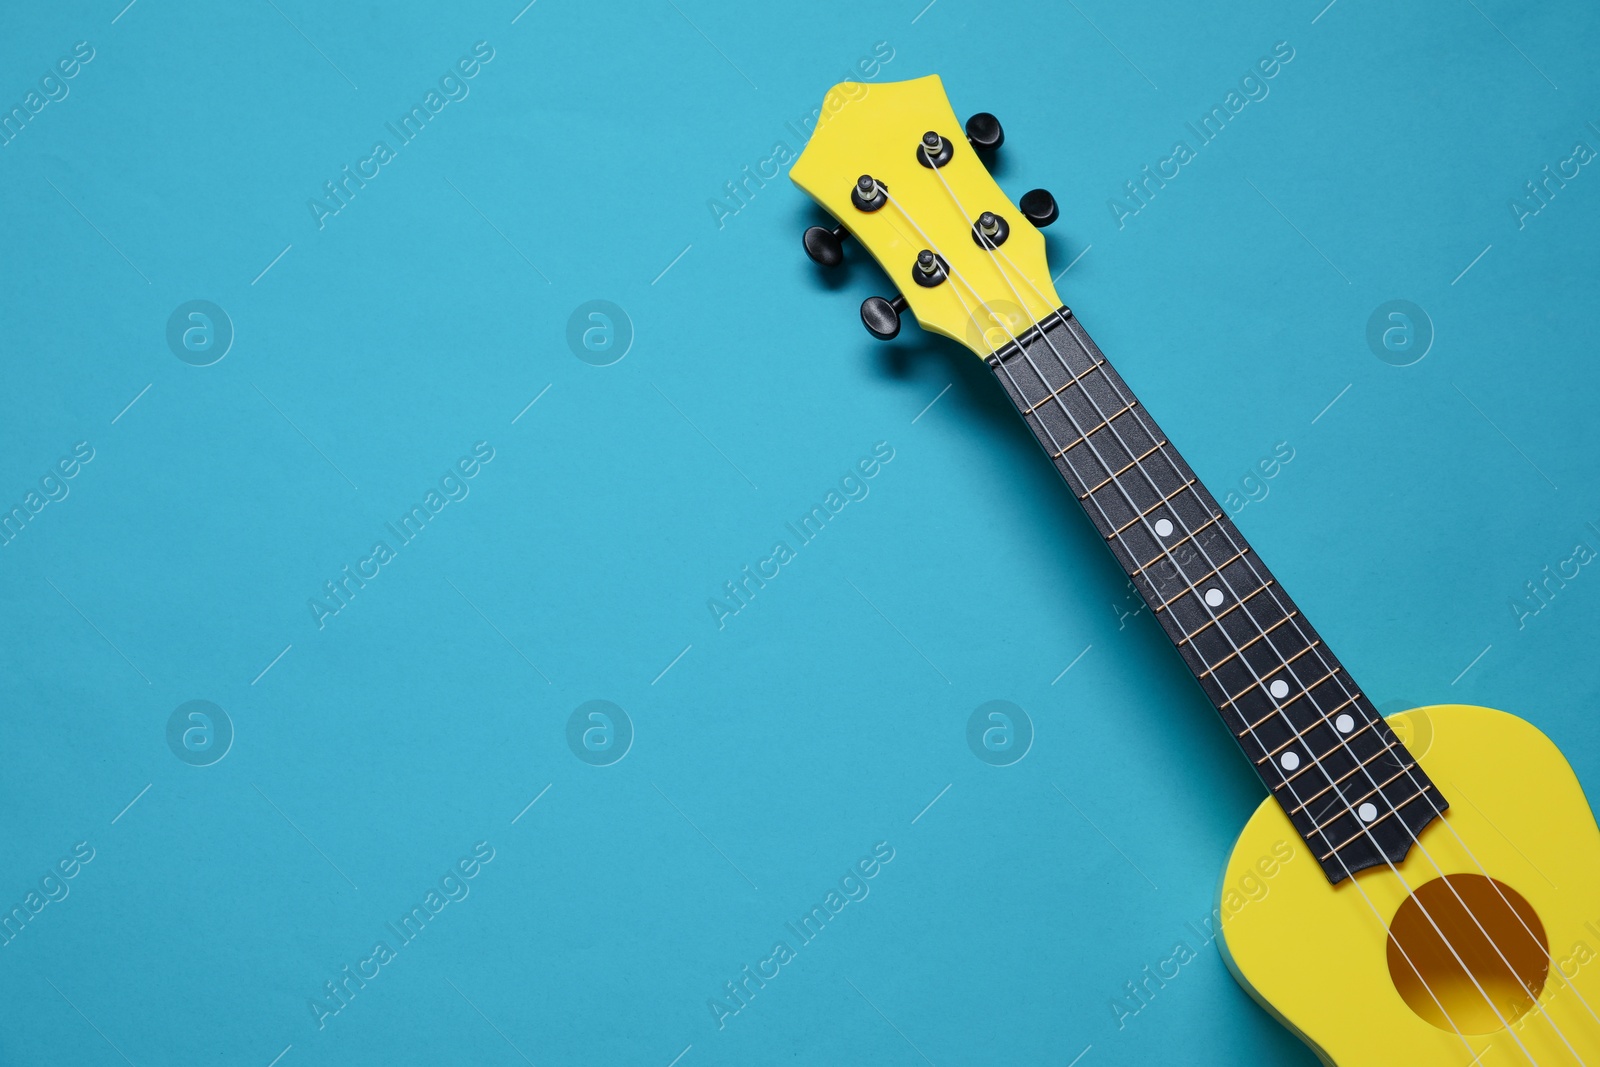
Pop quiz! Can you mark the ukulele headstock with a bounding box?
[790,75,1063,358]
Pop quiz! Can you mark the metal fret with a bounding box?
[1137,515,1223,575]
[1304,765,1420,842]
[1318,786,1443,861]
[1152,549,1248,610]
[1285,745,1412,817]
[1023,359,1108,414]
[1049,401,1138,457]
[1321,759,1427,823]
[988,307,1445,885]
[1198,610,1297,680]
[1241,692,1359,742]
[1108,479,1197,538]
[1228,653,1331,724]
[1079,441,1170,499]
[1174,582,1276,647]
[1218,645,1325,712]
[1276,720,1383,789]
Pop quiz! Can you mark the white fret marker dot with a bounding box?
[1358,802,1378,823]
[1280,751,1300,771]
[1203,588,1224,607]
[1154,518,1174,537]
[1269,679,1290,699]
[1335,713,1355,734]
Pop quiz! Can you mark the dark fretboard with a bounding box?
[988,308,1445,884]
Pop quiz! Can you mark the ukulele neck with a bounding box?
[988,307,1446,884]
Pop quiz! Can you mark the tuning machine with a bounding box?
[1020,188,1059,227]
[964,112,1004,151]
[802,223,849,267]
[860,294,907,340]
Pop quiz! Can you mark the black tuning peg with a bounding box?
[1019,188,1059,227]
[861,294,908,340]
[964,112,1004,151]
[803,224,848,266]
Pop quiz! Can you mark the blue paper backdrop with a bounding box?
[0,0,1596,1064]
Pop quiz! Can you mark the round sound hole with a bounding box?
[1386,874,1549,1034]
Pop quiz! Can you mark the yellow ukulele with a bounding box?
[790,74,1600,1065]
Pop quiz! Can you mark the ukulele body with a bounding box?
[1218,703,1600,1064]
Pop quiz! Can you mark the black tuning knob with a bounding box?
[861,294,908,340]
[964,112,1004,151]
[1019,188,1059,227]
[803,224,848,267]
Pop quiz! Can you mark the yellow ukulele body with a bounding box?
[1219,704,1600,1064]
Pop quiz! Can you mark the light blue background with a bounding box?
[1,0,1596,1064]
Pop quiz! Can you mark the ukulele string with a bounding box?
[975,229,1599,1053]
[879,188,1491,1063]
[931,162,1589,1057]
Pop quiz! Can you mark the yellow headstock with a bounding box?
[790,75,1061,358]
